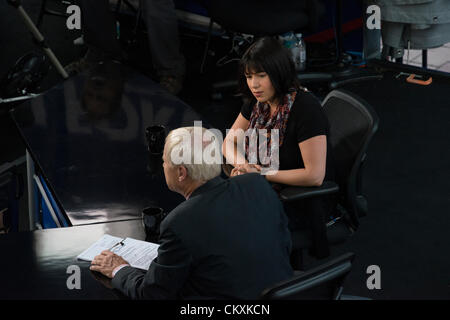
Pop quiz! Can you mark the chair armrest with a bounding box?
[279,181,339,202]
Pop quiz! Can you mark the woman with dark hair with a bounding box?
[222,36,335,258]
[223,36,334,186]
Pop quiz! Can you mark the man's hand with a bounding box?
[230,163,261,177]
[90,250,129,278]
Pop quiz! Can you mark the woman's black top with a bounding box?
[240,89,335,182]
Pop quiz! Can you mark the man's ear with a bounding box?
[178,165,188,182]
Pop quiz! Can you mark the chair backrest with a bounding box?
[205,0,324,36]
[260,252,355,300]
[322,89,379,228]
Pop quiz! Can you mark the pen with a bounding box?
[108,239,125,251]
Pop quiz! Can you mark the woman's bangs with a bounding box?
[243,59,264,75]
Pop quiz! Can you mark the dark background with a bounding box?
[0,0,449,300]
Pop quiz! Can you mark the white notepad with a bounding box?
[77,234,159,270]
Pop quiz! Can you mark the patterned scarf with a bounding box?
[245,90,297,170]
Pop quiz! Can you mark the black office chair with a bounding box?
[260,252,355,300]
[205,0,322,36]
[279,89,379,270]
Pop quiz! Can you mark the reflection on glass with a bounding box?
[81,60,125,121]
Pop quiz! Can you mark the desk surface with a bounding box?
[10,61,204,226]
[0,219,145,299]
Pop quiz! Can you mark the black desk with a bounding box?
[10,61,204,228]
[0,219,145,299]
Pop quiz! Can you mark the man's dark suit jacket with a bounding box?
[112,173,293,299]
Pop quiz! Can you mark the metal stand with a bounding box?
[0,94,41,104]
[422,49,428,69]
[26,150,38,231]
[7,0,69,80]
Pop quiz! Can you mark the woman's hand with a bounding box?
[230,163,261,177]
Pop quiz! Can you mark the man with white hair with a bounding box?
[90,126,293,299]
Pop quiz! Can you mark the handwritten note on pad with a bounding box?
[77,234,159,270]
